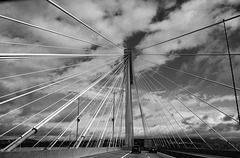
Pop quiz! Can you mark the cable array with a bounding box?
[0,0,240,154]
[135,59,239,151]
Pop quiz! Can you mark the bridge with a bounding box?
[0,0,240,158]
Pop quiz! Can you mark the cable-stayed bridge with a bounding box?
[0,0,240,158]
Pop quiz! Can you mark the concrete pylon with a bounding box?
[124,49,134,147]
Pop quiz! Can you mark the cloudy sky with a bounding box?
[0,0,240,148]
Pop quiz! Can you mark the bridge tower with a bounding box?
[124,49,134,147]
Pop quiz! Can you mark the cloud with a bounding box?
[134,113,153,120]
[180,31,240,89]
[0,0,159,99]
[184,118,240,137]
[181,116,195,125]
[222,114,235,121]
[95,0,158,44]
[0,117,63,139]
[212,122,240,132]
[208,95,237,104]
[136,0,240,72]
[202,115,209,120]
[164,0,177,9]
[0,0,240,141]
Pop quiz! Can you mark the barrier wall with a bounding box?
[159,149,240,158]
[0,147,120,158]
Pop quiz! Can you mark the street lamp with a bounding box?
[112,88,125,147]
[76,97,80,142]
[68,91,81,142]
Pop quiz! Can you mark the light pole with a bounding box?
[68,91,81,143]
[112,91,116,147]
[76,97,80,142]
[112,88,125,147]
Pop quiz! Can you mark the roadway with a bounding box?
[80,150,175,158]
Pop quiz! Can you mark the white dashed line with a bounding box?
[121,152,130,158]
[147,156,150,158]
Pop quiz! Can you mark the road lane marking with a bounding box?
[148,156,150,158]
[121,152,130,158]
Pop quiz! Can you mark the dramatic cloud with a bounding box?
[181,116,195,125]
[222,115,235,122]
[0,0,240,143]
[136,0,240,72]
[0,116,63,139]
[212,122,240,132]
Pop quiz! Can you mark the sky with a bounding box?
[0,0,240,146]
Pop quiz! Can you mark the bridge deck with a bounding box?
[81,150,174,158]
[81,150,234,158]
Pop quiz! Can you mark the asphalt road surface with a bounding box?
[80,150,175,158]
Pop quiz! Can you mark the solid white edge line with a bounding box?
[121,152,131,158]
